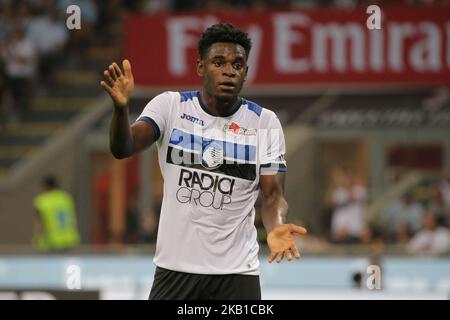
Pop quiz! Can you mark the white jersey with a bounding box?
[137,91,287,275]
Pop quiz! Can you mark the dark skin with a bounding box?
[196,42,247,116]
[101,43,307,263]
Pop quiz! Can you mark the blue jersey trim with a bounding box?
[136,116,161,142]
[180,91,197,102]
[244,99,262,117]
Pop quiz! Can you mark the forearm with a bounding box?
[109,106,134,159]
[261,195,288,233]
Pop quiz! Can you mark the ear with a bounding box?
[244,66,249,81]
[196,59,203,77]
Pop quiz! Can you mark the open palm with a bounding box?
[267,224,307,263]
[100,59,134,108]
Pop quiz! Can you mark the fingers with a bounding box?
[290,224,308,236]
[285,249,293,261]
[100,81,113,95]
[113,62,123,77]
[103,70,114,86]
[268,252,276,264]
[104,61,129,86]
[123,59,133,79]
[268,247,301,264]
[292,246,301,259]
[109,64,118,81]
[269,251,285,263]
[276,252,284,263]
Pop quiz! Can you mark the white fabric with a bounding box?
[331,185,367,238]
[440,180,450,212]
[408,227,450,256]
[384,201,424,233]
[3,37,37,78]
[27,17,68,54]
[136,91,287,275]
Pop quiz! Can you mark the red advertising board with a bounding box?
[124,6,450,88]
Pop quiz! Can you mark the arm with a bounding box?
[109,107,155,159]
[260,173,307,263]
[260,173,288,232]
[101,60,155,159]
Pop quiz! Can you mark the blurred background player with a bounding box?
[33,175,80,253]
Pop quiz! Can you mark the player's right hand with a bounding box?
[100,59,134,109]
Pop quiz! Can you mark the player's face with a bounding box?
[197,42,248,101]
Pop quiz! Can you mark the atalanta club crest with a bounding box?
[201,141,223,170]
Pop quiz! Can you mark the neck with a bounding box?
[200,89,241,117]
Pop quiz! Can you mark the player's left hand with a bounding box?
[267,224,307,263]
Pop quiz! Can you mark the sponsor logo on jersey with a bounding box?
[223,122,257,135]
[176,169,235,210]
[180,113,204,126]
[201,141,223,170]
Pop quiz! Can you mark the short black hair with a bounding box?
[198,23,252,60]
[43,175,58,189]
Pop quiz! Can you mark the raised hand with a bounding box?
[100,60,134,109]
[267,224,307,263]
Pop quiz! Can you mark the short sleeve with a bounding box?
[259,112,287,175]
[136,91,173,141]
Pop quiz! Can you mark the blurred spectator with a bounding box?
[171,0,298,11]
[27,8,68,87]
[33,176,80,253]
[408,211,450,256]
[14,0,32,29]
[332,0,358,7]
[96,0,123,44]
[437,168,450,216]
[384,192,424,243]
[0,2,14,43]
[0,65,4,131]
[143,0,171,13]
[361,225,385,249]
[0,24,37,122]
[56,0,98,57]
[138,209,159,243]
[124,192,140,244]
[330,168,367,243]
[422,87,450,112]
[0,3,14,129]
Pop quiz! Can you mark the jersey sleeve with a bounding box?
[259,111,287,175]
[135,91,173,142]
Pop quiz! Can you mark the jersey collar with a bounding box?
[196,91,243,118]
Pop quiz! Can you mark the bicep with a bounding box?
[131,121,157,153]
